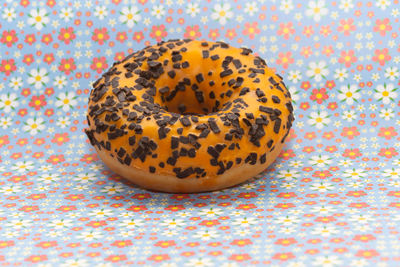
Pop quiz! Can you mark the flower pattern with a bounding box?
[0,0,399,266]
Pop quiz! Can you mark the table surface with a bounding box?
[1,0,400,266]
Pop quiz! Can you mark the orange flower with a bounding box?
[274,238,298,246]
[154,240,176,248]
[272,252,295,261]
[356,249,379,259]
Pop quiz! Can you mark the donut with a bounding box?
[85,39,294,193]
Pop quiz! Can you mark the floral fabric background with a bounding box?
[0,0,400,266]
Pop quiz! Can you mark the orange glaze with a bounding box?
[85,39,294,192]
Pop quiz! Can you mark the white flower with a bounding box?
[192,230,219,241]
[0,93,19,113]
[74,173,97,183]
[287,70,302,83]
[310,205,336,214]
[77,230,103,241]
[350,259,368,267]
[151,5,165,19]
[349,214,374,224]
[337,84,361,105]
[60,259,89,267]
[5,219,32,229]
[276,169,300,181]
[342,110,357,122]
[2,7,17,22]
[343,168,367,179]
[305,0,329,22]
[55,92,77,112]
[339,0,354,12]
[185,258,214,267]
[48,219,73,229]
[311,225,338,236]
[100,184,125,195]
[0,117,10,129]
[11,161,34,173]
[87,208,114,218]
[374,83,398,104]
[186,3,200,17]
[376,0,391,10]
[59,7,73,21]
[53,75,67,89]
[38,173,61,183]
[0,185,22,195]
[312,255,342,267]
[383,168,400,179]
[288,86,299,103]
[23,117,45,135]
[27,8,50,30]
[307,110,331,129]
[309,155,332,167]
[306,61,329,81]
[289,160,303,168]
[280,0,294,14]
[384,67,399,81]
[160,218,186,228]
[198,208,223,217]
[310,182,335,192]
[27,68,49,89]
[244,2,258,16]
[334,68,348,81]
[9,77,23,90]
[119,6,141,28]
[211,3,233,25]
[275,215,300,226]
[232,217,257,226]
[379,108,394,120]
[56,116,71,128]
[94,6,108,20]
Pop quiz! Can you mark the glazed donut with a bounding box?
[85,39,294,193]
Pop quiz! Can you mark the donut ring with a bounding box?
[85,39,294,193]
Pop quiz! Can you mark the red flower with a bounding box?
[301,46,313,58]
[276,51,294,69]
[110,240,133,248]
[41,33,53,45]
[379,147,398,158]
[131,193,151,200]
[64,194,85,201]
[272,252,295,261]
[58,58,76,75]
[150,25,167,42]
[86,220,107,228]
[1,30,18,47]
[230,239,253,247]
[18,205,39,212]
[24,34,36,45]
[343,148,362,159]
[320,25,331,37]
[322,45,334,57]
[373,18,392,36]
[355,249,379,259]
[228,254,252,262]
[388,191,400,197]
[301,81,311,90]
[237,192,258,199]
[80,153,98,164]
[277,22,295,39]
[327,102,338,110]
[26,193,46,200]
[92,28,110,45]
[378,127,398,140]
[349,202,370,209]
[116,31,127,43]
[279,149,296,160]
[170,194,190,201]
[243,22,260,39]
[274,238,297,246]
[184,25,202,40]
[164,205,185,212]
[133,31,144,43]
[353,234,376,242]
[198,220,220,227]
[35,241,57,249]
[105,255,128,262]
[0,135,10,148]
[225,28,237,40]
[46,154,65,165]
[25,255,48,263]
[315,216,336,223]
[114,52,125,62]
[338,50,357,68]
[277,192,297,199]
[236,204,257,210]
[90,57,108,74]
[0,59,17,76]
[148,254,170,262]
[340,126,360,140]
[154,240,176,248]
[29,95,47,110]
[56,205,77,212]
[372,48,391,66]
[312,170,332,179]
[23,54,34,65]
[337,18,356,36]
[126,205,148,212]
[310,88,329,104]
[275,203,295,209]
[43,53,55,65]
[303,146,315,153]
[58,27,76,44]
[325,145,338,153]
[0,240,15,248]
[51,133,70,146]
[303,25,314,37]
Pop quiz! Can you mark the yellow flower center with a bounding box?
[35,75,42,81]
[382,91,389,97]
[219,10,226,17]
[35,16,42,22]
[346,92,353,97]
[4,100,11,106]
[31,123,37,129]
[63,99,69,104]
[314,68,321,74]
[127,13,133,20]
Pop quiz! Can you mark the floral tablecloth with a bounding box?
[1,0,400,266]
